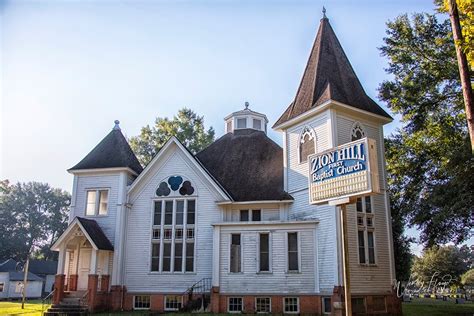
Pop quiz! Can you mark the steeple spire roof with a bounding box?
[274,16,391,128]
[69,121,143,174]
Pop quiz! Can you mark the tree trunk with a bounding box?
[448,0,474,154]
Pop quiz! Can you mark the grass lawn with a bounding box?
[403,298,474,316]
[0,300,50,316]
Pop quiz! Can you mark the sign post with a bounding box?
[340,203,351,316]
[309,138,380,316]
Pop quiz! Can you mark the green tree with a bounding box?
[411,245,469,287]
[379,13,474,246]
[130,108,215,166]
[461,268,474,286]
[0,180,70,260]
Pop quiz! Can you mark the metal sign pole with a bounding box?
[340,204,352,316]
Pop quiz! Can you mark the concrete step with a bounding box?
[44,312,88,316]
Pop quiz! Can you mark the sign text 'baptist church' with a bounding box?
[308,138,380,204]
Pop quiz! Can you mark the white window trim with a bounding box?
[150,197,197,274]
[355,196,377,266]
[350,121,366,142]
[133,295,151,310]
[257,232,272,273]
[286,231,301,273]
[255,297,272,313]
[322,296,332,314]
[0,282,4,292]
[85,188,110,217]
[164,295,183,311]
[227,297,243,313]
[283,297,300,314]
[229,233,243,274]
[298,126,317,164]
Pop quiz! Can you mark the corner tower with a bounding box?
[273,11,397,312]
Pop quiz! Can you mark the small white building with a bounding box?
[51,13,401,315]
[0,260,43,300]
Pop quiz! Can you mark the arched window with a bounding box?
[351,122,366,141]
[299,127,316,163]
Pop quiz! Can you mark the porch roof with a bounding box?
[51,217,114,251]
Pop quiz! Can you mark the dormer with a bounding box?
[224,102,269,134]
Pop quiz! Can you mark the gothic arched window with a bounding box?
[351,122,366,141]
[299,127,316,163]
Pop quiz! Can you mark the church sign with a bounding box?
[308,138,380,204]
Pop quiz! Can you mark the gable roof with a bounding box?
[274,17,391,128]
[128,137,232,202]
[0,259,18,272]
[196,129,293,202]
[76,217,114,251]
[51,217,114,251]
[9,271,43,282]
[69,125,143,175]
[28,260,58,275]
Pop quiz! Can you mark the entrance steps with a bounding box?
[44,291,88,316]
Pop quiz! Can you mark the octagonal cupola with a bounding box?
[224,102,269,134]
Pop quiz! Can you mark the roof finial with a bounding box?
[113,120,121,130]
[322,6,327,19]
[244,101,249,109]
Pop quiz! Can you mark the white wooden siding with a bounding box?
[74,174,120,245]
[218,224,318,294]
[288,191,338,292]
[6,280,43,298]
[124,143,224,293]
[0,273,9,298]
[286,112,331,194]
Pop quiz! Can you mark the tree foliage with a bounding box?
[379,13,474,246]
[461,268,474,286]
[438,0,474,69]
[0,180,70,260]
[411,245,470,286]
[130,108,215,166]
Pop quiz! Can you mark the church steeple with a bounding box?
[274,14,391,128]
[224,102,269,134]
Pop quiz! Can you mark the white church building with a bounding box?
[50,14,401,316]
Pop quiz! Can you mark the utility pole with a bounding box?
[448,0,474,154]
[21,257,30,309]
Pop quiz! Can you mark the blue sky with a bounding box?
[1,1,445,251]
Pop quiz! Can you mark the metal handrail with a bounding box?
[41,289,55,315]
[79,289,89,307]
[182,277,212,296]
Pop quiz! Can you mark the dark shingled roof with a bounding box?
[77,217,114,251]
[196,129,293,202]
[0,259,17,272]
[69,128,143,174]
[28,260,58,276]
[274,17,391,128]
[9,271,43,281]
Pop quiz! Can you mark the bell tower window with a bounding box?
[299,127,316,163]
[351,122,366,141]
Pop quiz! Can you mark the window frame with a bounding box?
[150,198,196,274]
[236,118,247,129]
[355,196,376,266]
[227,297,243,313]
[229,233,242,273]
[298,126,316,164]
[257,232,271,273]
[164,295,183,311]
[286,232,301,273]
[283,297,299,314]
[238,209,262,222]
[322,296,332,314]
[255,297,271,313]
[0,282,3,292]
[85,188,110,216]
[252,118,262,130]
[133,295,151,310]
